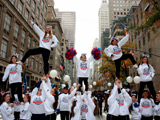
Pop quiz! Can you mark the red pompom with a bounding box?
[91,47,102,60]
[65,48,77,60]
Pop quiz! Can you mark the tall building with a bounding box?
[99,0,110,48]
[55,9,76,48]
[0,0,48,89]
[108,0,141,27]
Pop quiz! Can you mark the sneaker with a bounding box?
[16,61,23,65]
[133,64,138,69]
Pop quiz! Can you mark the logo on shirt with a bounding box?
[141,101,150,108]
[80,62,88,70]
[143,68,150,75]
[10,66,17,74]
[80,104,88,119]
[33,97,43,105]
[42,37,50,43]
[62,97,68,103]
[118,100,124,106]
[14,98,20,105]
[113,47,121,54]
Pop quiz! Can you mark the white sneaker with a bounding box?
[16,61,23,65]
[133,64,138,69]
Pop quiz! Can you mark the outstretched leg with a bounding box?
[121,54,136,65]
[114,59,121,79]
[42,49,50,75]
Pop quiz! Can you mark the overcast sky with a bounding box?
[54,0,101,58]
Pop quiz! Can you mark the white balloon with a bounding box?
[64,75,70,82]
[134,76,141,84]
[93,81,96,86]
[89,85,92,89]
[50,70,58,78]
[73,83,77,87]
[62,84,66,89]
[107,82,111,87]
[126,76,133,83]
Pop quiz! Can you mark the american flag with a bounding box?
[60,64,65,72]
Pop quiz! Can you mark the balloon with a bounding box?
[134,76,140,84]
[89,85,92,89]
[93,81,96,86]
[64,75,70,82]
[62,84,66,89]
[107,82,111,87]
[50,70,58,78]
[126,76,133,83]
[73,83,77,87]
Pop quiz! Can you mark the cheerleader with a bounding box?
[2,54,23,104]
[73,54,93,92]
[137,55,156,102]
[104,28,137,79]
[72,91,96,120]
[29,81,45,120]
[20,94,31,120]
[139,90,155,120]
[154,92,160,120]
[16,20,59,76]
[0,92,14,120]
[57,84,80,120]
[131,95,141,120]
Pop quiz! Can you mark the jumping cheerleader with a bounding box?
[137,55,156,102]
[104,28,137,79]
[2,54,23,104]
[17,20,59,76]
[154,92,160,120]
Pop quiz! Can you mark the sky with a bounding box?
[54,0,101,58]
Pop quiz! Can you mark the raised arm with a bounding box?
[118,34,129,48]
[73,56,78,64]
[108,84,118,105]
[51,35,60,48]
[16,64,22,73]
[121,89,132,107]
[30,21,44,37]
[87,56,93,64]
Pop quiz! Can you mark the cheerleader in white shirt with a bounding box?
[2,54,23,104]
[154,92,160,120]
[139,90,155,120]
[0,92,14,120]
[137,55,156,102]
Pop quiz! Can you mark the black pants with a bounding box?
[99,102,102,115]
[60,111,70,120]
[31,114,45,120]
[138,81,156,102]
[78,77,88,92]
[14,112,20,120]
[141,116,153,120]
[107,114,119,120]
[10,82,23,103]
[119,115,130,120]
[21,47,50,75]
[155,116,160,120]
[46,113,57,120]
[114,54,136,79]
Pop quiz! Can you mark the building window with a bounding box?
[12,46,17,55]
[35,61,38,70]
[39,63,42,73]
[36,8,40,18]
[45,7,47,15]
[149,48,152,58]
[124,12,126,15]
[21,30,26,45]
[148,32,150,41]
[32,0,36,12]
[31,58,34,70]
[14,22,19,39]
[18,0,23,14]
[32,40,36,48]
[40,14,43,24]
[41,0,44,9]
[121,12,123,15]
[20,51,24,60]
[9,0,15,5]
[28,36,31,48]
[4,13,12,32]
[117,12,119,15]
[143,36,145,45]
[27,0,30,4]
[1,39,8,58]
[31,17,34,22]
[37,0,41,3]
[25,9,29,21]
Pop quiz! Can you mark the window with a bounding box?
[21,30,26,45]
[1,39,8,58]
[35,61,38,70]
[44,7,47,15]
[14,22,19,38]
[12,46,17,55]
[41,0,44,9]
[39,63,42,73]
[143,36,145,45]
[113,1,115,3]
[37,0,41,3]
[27,0,30,4]
[31,17,34,22]
[25,9,29,21]
[20,51,24,60]
[117,12,119,15]
[18,0,23,14]
[114,12,116,15]
[149,48,152,58]
[32,40,36,48]
[124,9,126,11]
[36,8,40,18]
[121,12,123,15]
[4,13,12,32]
[40,14,43,24]
[9,0,15,5]
[28,36,31,48]
[31,58,34,70]
[32,1,36,12]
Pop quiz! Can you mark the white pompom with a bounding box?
[73,83,77,87]
[134,76,140,84]
[89,85,92,89]
[64,75,70,82]
[107,82,111,87]
[93,81,96,86]
[126,76,133,83]
[50,70,58,78]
